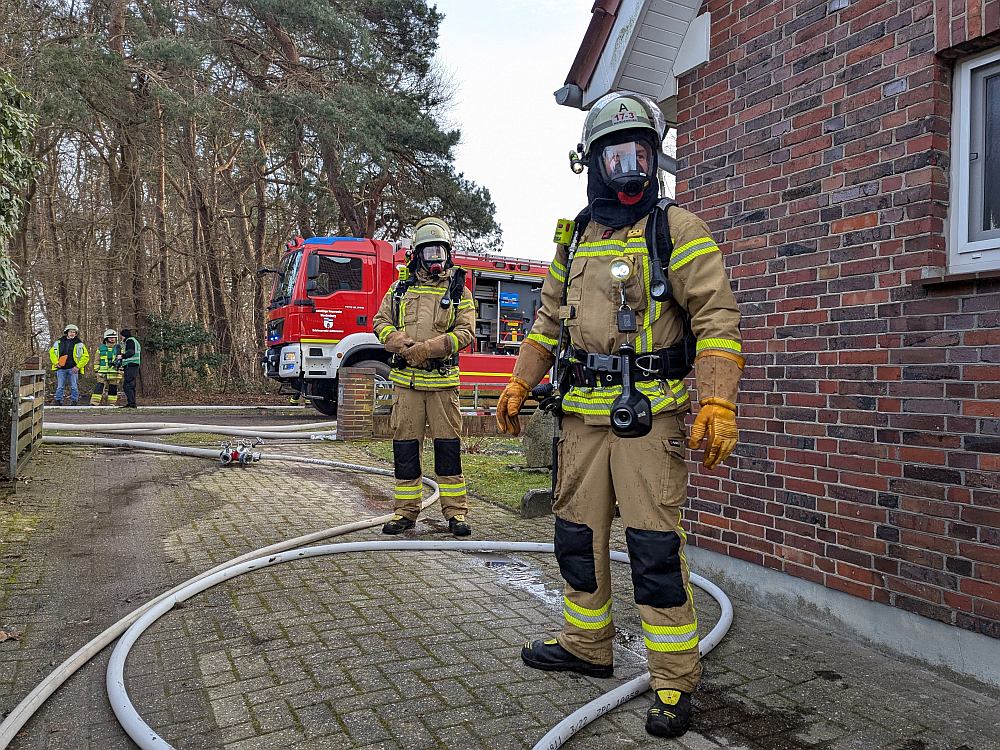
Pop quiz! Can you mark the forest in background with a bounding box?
[0,0,499,394]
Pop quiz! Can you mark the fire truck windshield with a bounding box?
[269,250,302,308]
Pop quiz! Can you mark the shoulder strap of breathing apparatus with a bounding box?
[560,199,695,377]
[645,198,696,376]
[440,267,467,332]
[390,277,416,329]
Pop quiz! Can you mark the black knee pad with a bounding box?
[625,528,687,608]
[554,517,598,593]
[393,439,421,480]
[108,384,118,396]
[433,438,462,476]
[93,382,105,395]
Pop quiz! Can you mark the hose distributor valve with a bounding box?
[235,438,263,465]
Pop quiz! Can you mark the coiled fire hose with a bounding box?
[0,422,733,750]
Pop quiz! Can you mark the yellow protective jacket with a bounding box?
[526,207,742,423]
[372,267,477,391]
[49,339,90,374]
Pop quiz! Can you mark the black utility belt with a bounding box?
[565,343,691,387]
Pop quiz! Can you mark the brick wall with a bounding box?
[336,367,376,441]
[675,0,1000,640]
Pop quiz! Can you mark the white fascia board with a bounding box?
[583,1,708,110]
[582,0,649,109]
[656,11,711,102]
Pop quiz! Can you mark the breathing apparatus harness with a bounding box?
[389,268,468,373]
[536,199,696,440]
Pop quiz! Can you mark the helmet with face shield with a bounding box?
[411,217,453,277]
[578,92,667,199]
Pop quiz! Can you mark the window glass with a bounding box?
[984,72,1000,234]
[312,255,363,295]
[269,250,301,307]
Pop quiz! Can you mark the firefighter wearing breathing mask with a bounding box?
[373,217,477,537]
[497,93,743,738]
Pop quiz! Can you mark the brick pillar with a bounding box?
[336,367,376,441]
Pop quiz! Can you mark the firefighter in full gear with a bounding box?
[372,217,477,536]
[90,329,123,406]
[497,92,743,739]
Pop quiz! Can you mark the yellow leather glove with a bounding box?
[688,397,738,469]
[383,331,414,354]
[496,376,530,436]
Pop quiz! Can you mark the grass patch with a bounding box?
[360,437,549,510]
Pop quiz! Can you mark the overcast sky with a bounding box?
[432,0,593,261]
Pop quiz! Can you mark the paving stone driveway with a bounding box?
[1,425,998,750]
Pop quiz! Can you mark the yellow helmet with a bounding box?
[412,216,452,250]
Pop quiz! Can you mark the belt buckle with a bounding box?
[584,352,623,373]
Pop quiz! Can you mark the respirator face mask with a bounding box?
[419,243,449,276]
[598,140,653,198]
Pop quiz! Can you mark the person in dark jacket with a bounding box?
[118,328,142,408]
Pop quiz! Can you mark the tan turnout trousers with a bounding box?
[553,411,702,692]
[390,386,468,521]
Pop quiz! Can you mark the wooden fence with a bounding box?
[7,369,45,481]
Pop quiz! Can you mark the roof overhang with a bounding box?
[555,0,711,121]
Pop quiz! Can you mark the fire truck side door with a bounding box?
[306,251,374,340]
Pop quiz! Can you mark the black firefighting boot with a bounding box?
[645,689,692,738]
[381,515,416,535]
[448,514,471,537]
[520,638,613,678]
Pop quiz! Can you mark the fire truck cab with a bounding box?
[260,236,549,415]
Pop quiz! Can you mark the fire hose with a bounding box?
[0,423,733,750]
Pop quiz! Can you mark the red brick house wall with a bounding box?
[675,0,1000,641]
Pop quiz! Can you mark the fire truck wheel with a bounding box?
[351,359,391,384]
[313,394,338,417]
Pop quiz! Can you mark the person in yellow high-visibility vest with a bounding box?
[90,329,123,406]
[48,324,90,406]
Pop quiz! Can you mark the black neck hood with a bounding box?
[585,133,660,229]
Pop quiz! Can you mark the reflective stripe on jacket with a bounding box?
[96,344,122,374]
[49,340,90,373]
[372,268,476,391]
[528,207,741,422]
[122,337,141,366]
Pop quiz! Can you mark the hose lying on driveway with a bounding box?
[43,420,338,440]
[0,426,733,750]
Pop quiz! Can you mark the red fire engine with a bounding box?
[260,236,550,415]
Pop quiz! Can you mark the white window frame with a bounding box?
[949,46,1000,273]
